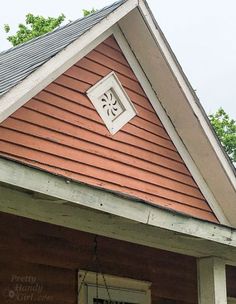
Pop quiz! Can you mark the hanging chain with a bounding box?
[78,269,89,295]
[96,255,112,303]
[94,235,112,303]
[94,236,99,304]
[78,235,112,303]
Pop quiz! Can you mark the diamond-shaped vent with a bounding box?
[87,72,137,135]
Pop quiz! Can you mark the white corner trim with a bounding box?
[197,257,227,304]
[138,0,236,191]
[87,71,137,134]
[112,25,230,226]
[0,0,139,124]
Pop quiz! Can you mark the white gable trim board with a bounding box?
[138,0,236,185]
[0,0,139,124]
[112,26,229,226]
[0,0,235,226]
[117,4,236,224]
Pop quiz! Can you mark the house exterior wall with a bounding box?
[0,212,198,304]
[227,265,236,298]
[0,36,217,222]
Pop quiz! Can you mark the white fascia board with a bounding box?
[3,183,236,265]
[1,156,236,258]
[138,0,236,187]
[112,26,229,226]
[117,2,236,225]
[2,185,236,265]
[0,0,139,124]
[0,0,234,227]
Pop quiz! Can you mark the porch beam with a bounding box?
[1,157,236,251]
[2,184,236,263]
[198,257,227,304]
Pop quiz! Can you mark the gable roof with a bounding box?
[0,0,125,96]
[0,0,235,226]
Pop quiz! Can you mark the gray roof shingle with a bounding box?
[0,0,124,96]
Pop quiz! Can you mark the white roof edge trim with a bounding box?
[112,25,229,226]
[138,0,236,190]
[1,157,236,257]
[0,0,233,225]
[0,0,139,124]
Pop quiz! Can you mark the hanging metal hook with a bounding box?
[78,235,112,304]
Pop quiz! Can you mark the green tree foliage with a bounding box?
[209,108,236,164]
[82,8,97,17]
[4,13,65,46]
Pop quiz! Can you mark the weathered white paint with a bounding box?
[2,183,236,263]
[87,71,136,135]
[118,4,236,225]
[138,0,236,188]
[0,0,139,123]
[1,157,236,264]
[197,257,227,304]
[0,0,235,227]
[113,25,229,226]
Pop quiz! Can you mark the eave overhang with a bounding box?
[0,0,235,226]
[1,157,236,265]
[117,1,236,226]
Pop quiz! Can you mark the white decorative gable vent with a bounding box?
[87,72,137,135]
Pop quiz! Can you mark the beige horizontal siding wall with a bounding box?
[0,36,217,222]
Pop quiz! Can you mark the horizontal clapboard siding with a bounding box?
[226,265,236,298]
[0,212,198,304]
[0,36,217,222]
[0,262,76,304]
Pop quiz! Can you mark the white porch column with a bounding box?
[198,257,227,304]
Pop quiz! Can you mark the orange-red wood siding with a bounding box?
[0,36,217,222]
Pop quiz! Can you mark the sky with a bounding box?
[0,0,235,118]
